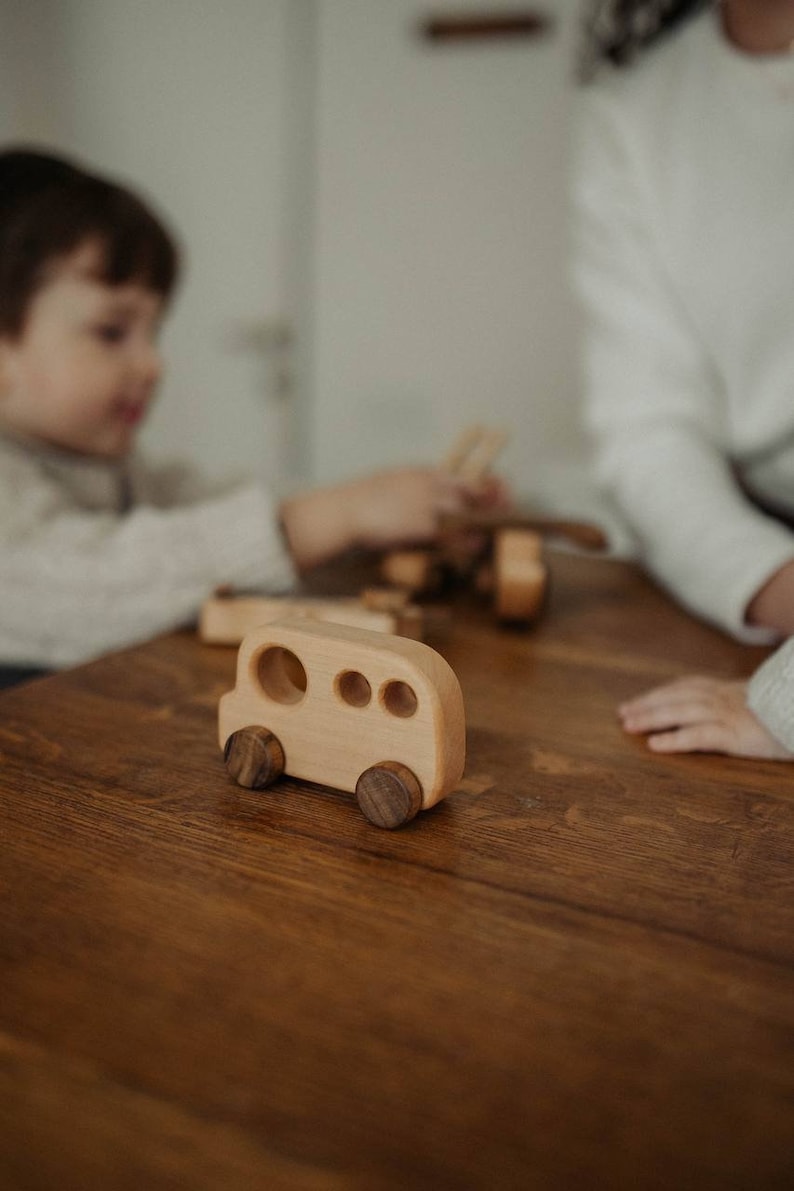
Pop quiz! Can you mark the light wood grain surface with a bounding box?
[1,551,792,1191]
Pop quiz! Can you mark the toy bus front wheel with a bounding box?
[355,761,423,829]
[224,725,285,789]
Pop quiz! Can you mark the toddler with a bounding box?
[0,147,497,684]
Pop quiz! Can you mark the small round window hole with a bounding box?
[336,669,372,708]
[381,680,418,718]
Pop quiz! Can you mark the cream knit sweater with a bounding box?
[572,7,794,644]
[0,432,296,668]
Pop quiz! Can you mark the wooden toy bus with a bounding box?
[219,618,466,829]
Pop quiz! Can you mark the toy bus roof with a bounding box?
[237,616,441,668]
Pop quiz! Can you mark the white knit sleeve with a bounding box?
[747,638,794,752]
[0,481,297,668]
[571,88,794,641]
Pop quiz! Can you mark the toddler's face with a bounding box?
[0,241,165,458]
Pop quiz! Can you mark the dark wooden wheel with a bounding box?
[355,761,423,829]
[224,726,285,789]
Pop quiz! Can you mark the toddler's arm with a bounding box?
[0,448,505,668]
[0,470,296,669]
[280,466,505,572]
[618,648,794,760]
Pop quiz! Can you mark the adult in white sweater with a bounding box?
[574,0,794,759]
[0,149,497,682]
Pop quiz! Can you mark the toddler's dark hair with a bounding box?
[0,145,179,337]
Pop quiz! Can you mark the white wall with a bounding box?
[1,0,592,514]
[0,2,70,144]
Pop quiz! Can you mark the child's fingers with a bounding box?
[620,695,714,735]
[434,477,470,516]
[646,722,733,754]
[619,677,721,732]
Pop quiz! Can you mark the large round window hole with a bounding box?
[381,680,418,719]
[255,646,307,705]
[336,669,371,708]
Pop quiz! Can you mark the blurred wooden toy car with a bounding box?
[219,617,465,829]
[450,509,607,624]
[380,424,607,623]
[385,508,607,624]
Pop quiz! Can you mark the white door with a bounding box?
[309,0,586,501]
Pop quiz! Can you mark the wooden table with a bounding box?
[1,552,792,1190]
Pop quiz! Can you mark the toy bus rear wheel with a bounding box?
[224,726,285,789]
[355,761,423,829]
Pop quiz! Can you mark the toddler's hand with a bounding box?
[618,675,793,760]
[348,466,495,550]
[280,465,509,572]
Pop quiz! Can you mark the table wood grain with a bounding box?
[1,552,792,1191]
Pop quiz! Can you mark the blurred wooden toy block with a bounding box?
[219,617,465,828]
[200,590,424,645]
[380,549,440,594]
[493,528,547,622]
[359,586,411,612]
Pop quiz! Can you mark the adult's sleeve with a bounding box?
[572,89,794,641]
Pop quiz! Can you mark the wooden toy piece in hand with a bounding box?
[380,424,508,596]
[219,618,466,829]
[439,423,507,481]
[200,588,424,645]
